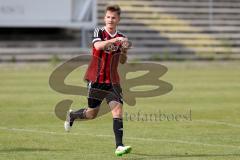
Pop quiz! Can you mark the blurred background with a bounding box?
[0,0,240,61]
[1,1,240,159]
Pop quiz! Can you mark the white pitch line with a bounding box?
[194,120,240,128]
[0,126,240,150]
[126,137,240,149]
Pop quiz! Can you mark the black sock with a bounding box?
[113,118,123,148]
[70,108,86,120]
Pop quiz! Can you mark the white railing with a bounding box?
[0,0,97,29]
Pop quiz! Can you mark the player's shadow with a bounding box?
[0,147,69,153]
[126,153,240,159]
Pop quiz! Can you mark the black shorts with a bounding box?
[87,82,123,108]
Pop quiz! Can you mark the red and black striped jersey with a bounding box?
[84,27,127,84]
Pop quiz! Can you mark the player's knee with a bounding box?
[113,109,122,115]
[112,108,123,118]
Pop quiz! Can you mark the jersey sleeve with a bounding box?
[92,28,103,44]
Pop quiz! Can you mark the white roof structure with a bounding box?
[0,0,97,29]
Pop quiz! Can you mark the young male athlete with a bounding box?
[64,4,132,156]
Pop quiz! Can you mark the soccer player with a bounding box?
[64,4,132,156]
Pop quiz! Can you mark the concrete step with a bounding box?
[99,19,240,26]
[98,5,240,14]
[0,47,90,55]
[98,0,240,8]
[117,25,240,32]
[130,40,240,46]
[98,13,240,21]
[0,46,239,56]
[124,32,240,39]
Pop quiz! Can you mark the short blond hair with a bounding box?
[105,4,121,16]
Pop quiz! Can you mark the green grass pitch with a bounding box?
[0,61,240,160]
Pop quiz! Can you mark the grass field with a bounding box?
[0,61,240,160]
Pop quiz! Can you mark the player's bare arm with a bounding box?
[120,39,132,64]
[119,48,128,64]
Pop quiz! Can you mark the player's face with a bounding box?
[104,11,120,30]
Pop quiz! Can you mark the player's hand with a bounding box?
[121,40,132,49]
[116,37,128,42]
[104,37,132,52]
[115,37,132,49]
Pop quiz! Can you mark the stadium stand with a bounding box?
[98,0,240,56]
[0,0,240,61]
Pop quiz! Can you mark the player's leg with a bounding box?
[64,82,105,132]
[107,84,132,156]
[64,101,100,132]
[109,101,124,147]
[70,105,100,120]
[109,101,132,156]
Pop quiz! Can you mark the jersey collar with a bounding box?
[104,27,118,38]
